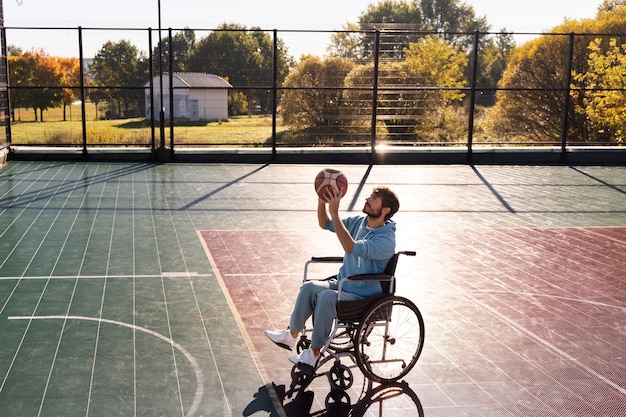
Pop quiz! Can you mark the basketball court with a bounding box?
[0,161,624,416]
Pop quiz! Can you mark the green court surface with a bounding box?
[0,162,625,416]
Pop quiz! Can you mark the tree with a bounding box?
[327,0,492,95]
[7,53,33,121]
[598,0,626,12]
[347,0,489,61]
[89,40,148,118]
[8,49,64,121]
[420,0,490,50]
[474,30,515,105]
[327,23,365,60]
[57,57,81,121]
[153,28,196,73]
[487,5,626,144]
[573,38,626,143]
[344,35,467,140]
[188,23,292,113]
[357,0,423,60]
[280,55,355,130]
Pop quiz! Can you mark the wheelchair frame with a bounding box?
[294,251,425,390]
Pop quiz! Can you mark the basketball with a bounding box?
[315,168,348,199]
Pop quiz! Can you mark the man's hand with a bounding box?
[322,184,344,219]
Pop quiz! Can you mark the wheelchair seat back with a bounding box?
[336,252,401,322]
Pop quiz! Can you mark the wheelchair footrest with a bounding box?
[296,362,316,374]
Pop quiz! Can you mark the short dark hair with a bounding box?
[373,186,399,220]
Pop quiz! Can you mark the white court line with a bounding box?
[464,293,626,396]
[223,273,296,277]
[470,290,626,312]
[0,273,211,280]
[8,315,205,417]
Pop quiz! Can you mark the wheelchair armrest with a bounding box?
[337,274,394,300]
[303,256,344,282]
[345,273,393,282]
[310,256,344,263]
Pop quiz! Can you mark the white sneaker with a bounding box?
[289,348,319,368]
[264,329,297,351]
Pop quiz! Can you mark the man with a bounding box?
[264,184,399,368]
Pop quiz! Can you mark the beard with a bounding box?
[363,203,383,219]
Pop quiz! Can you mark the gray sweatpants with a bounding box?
[289,279,363,348]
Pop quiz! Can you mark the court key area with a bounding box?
[0,161,624,416]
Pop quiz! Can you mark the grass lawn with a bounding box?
[10,106,287,147]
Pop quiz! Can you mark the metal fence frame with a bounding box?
[1,25,625,165]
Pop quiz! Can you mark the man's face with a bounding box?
[363,193,384,218]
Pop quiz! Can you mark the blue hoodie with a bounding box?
[325,215,396,297]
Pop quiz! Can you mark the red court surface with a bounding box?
[201,226,626,416]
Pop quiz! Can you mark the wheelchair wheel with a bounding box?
[328,362,353,391]
[355,296,424,383]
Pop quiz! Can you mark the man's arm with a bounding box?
[325,186,354,254]
[317,199,329,229]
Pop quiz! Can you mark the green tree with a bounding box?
[474,30,515,105]
[420,0,490,49]
[357,0,423,60]
[228,91,248,116]
[350,0,489,60]
[153,28,196,72]
[281,55,355,130]
[89,40,148,118]
[327,23,365,60]
[188,23,292,113]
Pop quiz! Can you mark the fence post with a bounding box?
[168,28,174,157]
[78,27,87,156]
[148,28,155,155]
[157,2,166,157]
[1,26,12,146]
[272,29,278,158]
[370,30,380,161]
[560,32,575,162]
[467,31,480,163]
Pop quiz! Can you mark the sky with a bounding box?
[2,0,605,58]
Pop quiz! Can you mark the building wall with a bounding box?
[145,77,229,122]
[188,90,228,122]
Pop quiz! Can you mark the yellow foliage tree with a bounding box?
[486,4,626,144]
[573,38,626,143]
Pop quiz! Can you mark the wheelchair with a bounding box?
[292,250,425,391]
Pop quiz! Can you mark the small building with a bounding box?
[145,72,232,122]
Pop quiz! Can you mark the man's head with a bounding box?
[363,187,400,221]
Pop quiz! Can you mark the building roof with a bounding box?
[146,72,232,88]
